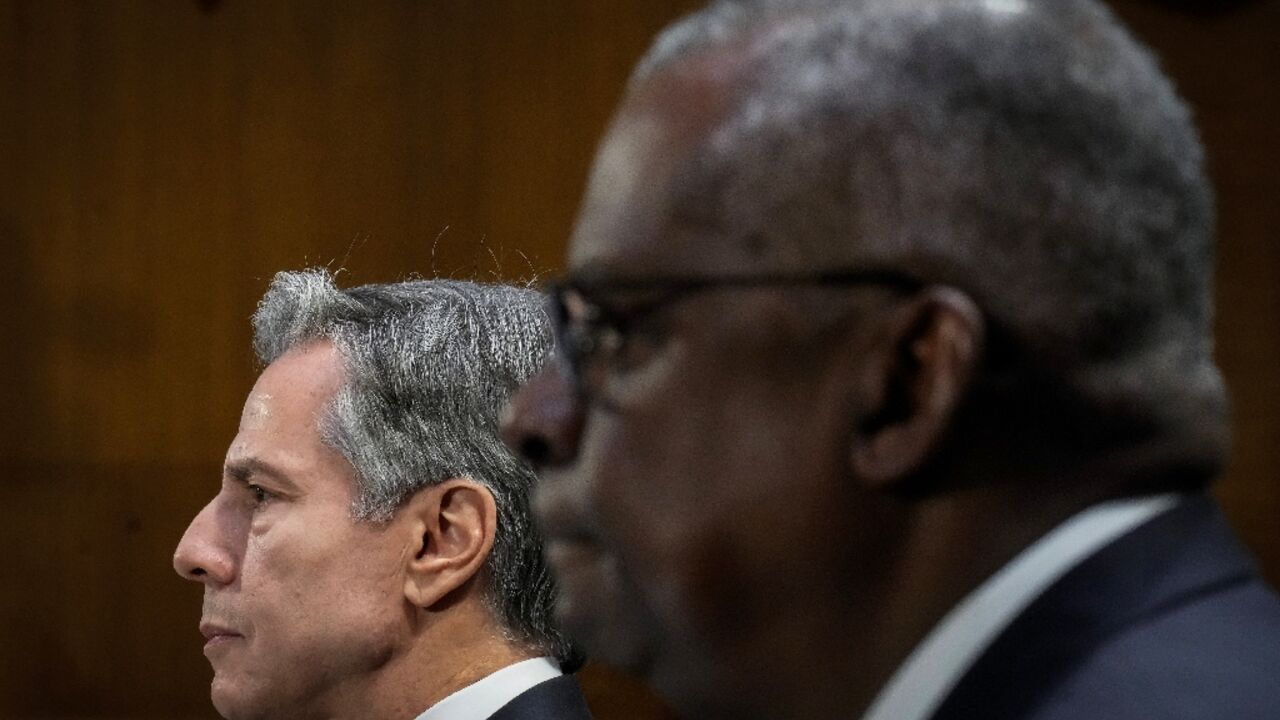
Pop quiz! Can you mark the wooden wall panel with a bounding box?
[0,1,1275,718]
[1109,0,1280,586]
[0,1,698,717]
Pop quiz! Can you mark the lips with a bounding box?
[532,473,602,542]
[199,621,244,653]
[545,537,600,565]
[545,536,623,601]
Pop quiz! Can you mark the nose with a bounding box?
[173,497,237,586]
[501,361,585,468]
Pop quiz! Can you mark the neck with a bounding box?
[734,478,1118,720]
[318,599,539,720]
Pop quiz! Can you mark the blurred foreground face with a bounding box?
[498,0,1280,716]
[173,342,411,720]
[503,69,885,714]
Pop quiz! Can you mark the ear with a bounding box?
[849,286,984,489]
[402,478,498,609]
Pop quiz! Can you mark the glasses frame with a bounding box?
[545,268,924,400]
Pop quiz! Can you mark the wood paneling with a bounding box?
[1108,0,1280,585]
[0,1,697,717]
[0,1,1275,718]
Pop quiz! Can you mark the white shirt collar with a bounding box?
[860,493,1181,720]
[415,657,562,720]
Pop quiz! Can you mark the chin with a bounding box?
[210,677,241,720]
[210,675,269,720]
[550,553,652,667]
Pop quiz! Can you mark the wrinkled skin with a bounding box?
[174,341,415,720]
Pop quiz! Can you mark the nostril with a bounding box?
[190,567,206,577]
[520,437,551,465]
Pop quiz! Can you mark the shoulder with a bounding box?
[1031,576,1280,720]
[933,496,1280,720]
[487,675,595,720]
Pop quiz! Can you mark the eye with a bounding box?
[604,321,660,371]
[562,287,680,396]
[246,483,274,506]
[576,316,636,366]
[564,307,629,367]
[587,319,627,357]
[579,316,670,399]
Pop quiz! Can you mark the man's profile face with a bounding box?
[510,69,885,712]
[174,341,412,720]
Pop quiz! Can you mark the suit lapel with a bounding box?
[929,495,1258,720]
[487,675,594,720]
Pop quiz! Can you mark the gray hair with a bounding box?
[252,269,574,663]
[628,0,1225,479]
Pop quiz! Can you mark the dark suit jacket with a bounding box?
[932,494,1280,720]
[488,675,595,720]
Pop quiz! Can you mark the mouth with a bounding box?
[199,622,244,652]
[532,482,602,548]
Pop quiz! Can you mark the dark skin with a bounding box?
[501,32,1180,720]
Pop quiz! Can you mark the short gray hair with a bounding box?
[252,269,573,663]
[629,0,1225,479]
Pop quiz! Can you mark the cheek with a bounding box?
[592,384,817,544]
[241,519,407,647]
[580,411,738,627]
[588,369,849,634]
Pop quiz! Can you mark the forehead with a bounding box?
[230,340,346,467]
[245,342,343,423]
[568,51,766,281]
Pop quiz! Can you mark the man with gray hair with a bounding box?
[502,1,1280,719]
[174,270,592,720]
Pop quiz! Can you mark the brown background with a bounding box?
[0,1,1276,718]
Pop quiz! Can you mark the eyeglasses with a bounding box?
[545,268,923,401]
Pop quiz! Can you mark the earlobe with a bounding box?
[402,479,498,609]
[849,287,984,489]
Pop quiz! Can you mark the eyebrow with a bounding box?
[223,457,301,493]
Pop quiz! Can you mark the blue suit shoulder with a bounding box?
[934,495,1280,720]
[488,674,595,720]
[1036,575,1280,719]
